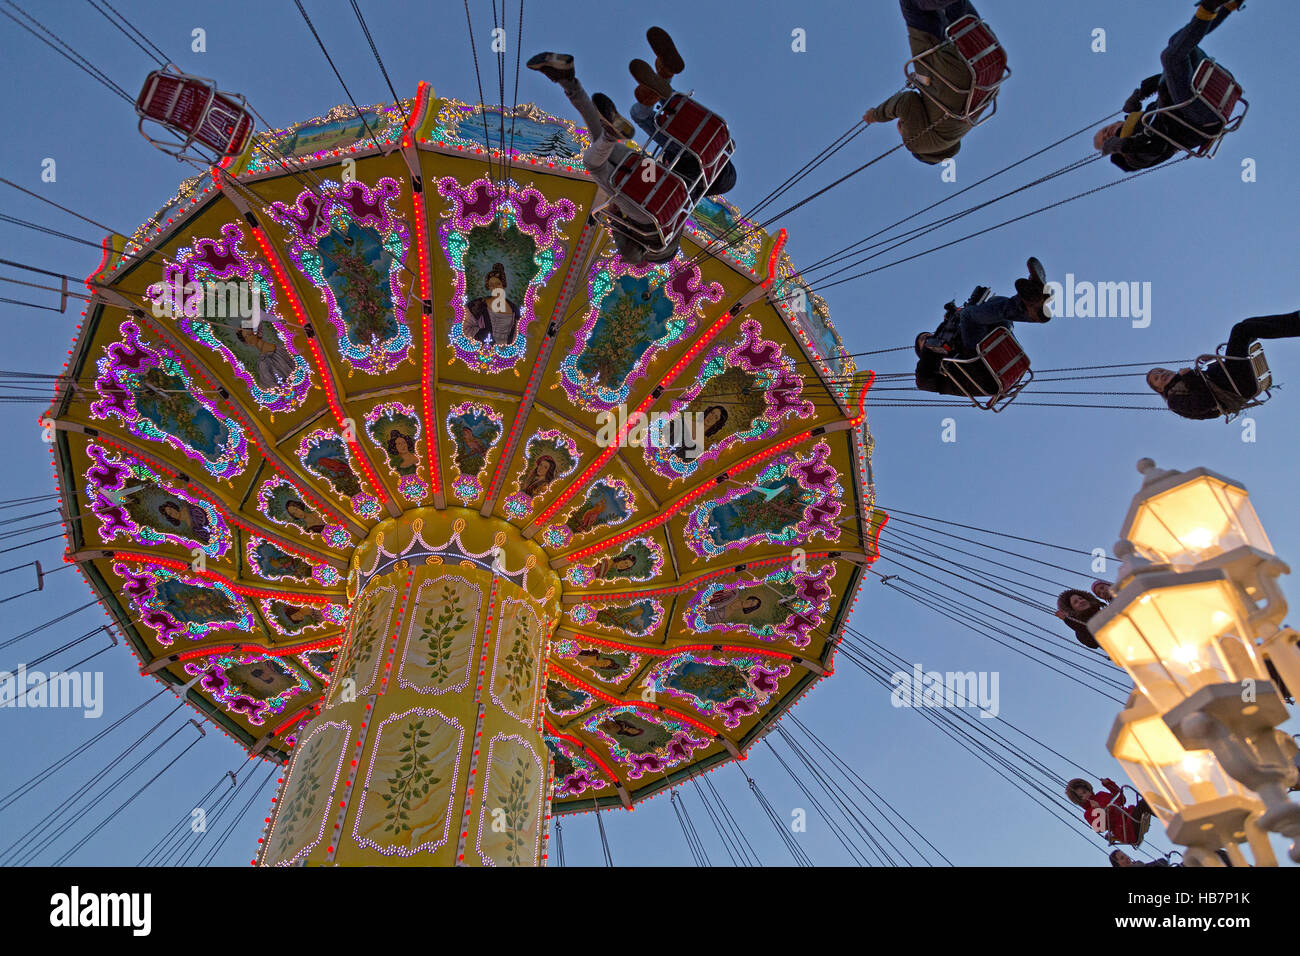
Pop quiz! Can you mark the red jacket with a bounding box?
[1082,779,1140,844]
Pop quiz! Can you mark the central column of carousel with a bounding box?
[259,509,561,866]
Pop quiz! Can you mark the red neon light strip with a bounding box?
[248,225,389,507]
[536,231,789,529]
[848,370,876,426]
[403,82,430,136]
[542,719,622,787]
[169,633,344,664]
[135,312,353,530]
[566,371,876,564]
[572,551,836,602]
[272,704,315,737]
[408,186,441,496]
[561,631,805,665]
[116,552,337,603]
[484,221,594,506]
[864,510,888,565]
[303,337,389,504]
[759,229,788,289]
[553,668,720,738]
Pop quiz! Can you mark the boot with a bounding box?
[646,26,685,79]
[1026,256,1047,288]
[526,52,575,84]
[633,83,661,107]
[630,59,674,103]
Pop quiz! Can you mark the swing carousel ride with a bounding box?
[43,84,883,866]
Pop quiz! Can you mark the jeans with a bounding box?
[629,101,738,198]
[957,295,1025,355]
[899,0,978,37]
[1213,311,1300,395]
[560,76,657,260]
[1161,5,1236,127]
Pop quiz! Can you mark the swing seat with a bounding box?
[904,15,1011,127]
[136,67,254,161]
[593,149,693,259]
[1140,58,1248,159]
[1103,786,1153,848]
[1195,340,1273,422]
[940,326,1032,412]
[650,93,735,199]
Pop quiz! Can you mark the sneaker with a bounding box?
[629,58,674,102]
[592,92,634,140]
[646,26,685,78]
[526,52,575,84]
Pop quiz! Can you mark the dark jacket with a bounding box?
[915,346,1001,396]
[915,348,967,395]
[1162,364,1249,421]
[1109,73,1223,170]
[874,28,975,164]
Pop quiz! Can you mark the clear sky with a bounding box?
[0,0,1297,867]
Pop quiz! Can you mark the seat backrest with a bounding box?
[978,327,1030,389]
[1247,341,1272,392]
[137,72,188,121]
[656,94,733,185]
[1193,58,1242,120]
[610,152,691,234]
[946,16,1007,111]
[193,93,252,154]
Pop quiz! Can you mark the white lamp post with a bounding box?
[1108,691,1275,867]
[1094,459,1300,863]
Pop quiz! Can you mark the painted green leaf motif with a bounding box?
[379,717,442,835]
[499,754,534,866]
[422,583,468,683]
[501,614,535,709]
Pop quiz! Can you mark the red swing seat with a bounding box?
[592,150,693,259]
[136,67,254,161]
[649,93,735,198]
[594,94,734,258]
[1140,58,1248,159]
[940,326,1032,412]
[904,15,1011,127]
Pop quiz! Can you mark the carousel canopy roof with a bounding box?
[48,85,882,811]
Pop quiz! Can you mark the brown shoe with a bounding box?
[629,58,673,102]
[633,83,661,107]
[646,26,684,77]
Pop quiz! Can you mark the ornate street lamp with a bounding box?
[1094,459,1300,864]
[1118,459,1273,568]
[1108,691,1275,867]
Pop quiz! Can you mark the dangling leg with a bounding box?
[956,297,1018,354]
[1223,310,1300,394]
[527,53,632,171]
[899,0,978,36]
[1161,2,1242,107]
